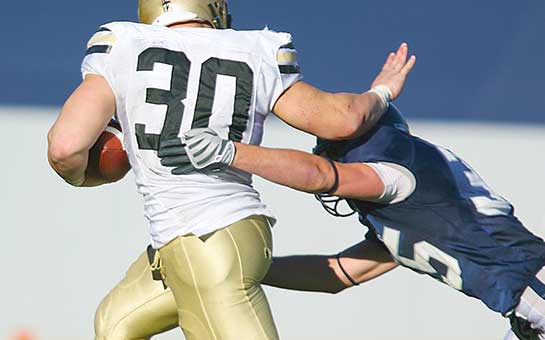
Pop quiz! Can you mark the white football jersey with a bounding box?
[81,22,302,248]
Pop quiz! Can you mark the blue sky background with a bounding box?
[0,0,543,122]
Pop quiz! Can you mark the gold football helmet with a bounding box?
[138,0,231,28]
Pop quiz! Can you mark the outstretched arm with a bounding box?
[180,129,387,200]
[263,238,398,293]
[273,43,416,140]
[231,143,386,200]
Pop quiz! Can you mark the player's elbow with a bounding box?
[48,131,67,165]
[322,111,361,140]
[47,130,80,172]
[338,106,374,140]
[327,122,360,141]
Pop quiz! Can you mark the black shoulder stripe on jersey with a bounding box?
[85,45,112,56]
[279,65,300,74]
[280,42,295,50]
[97,27,112,32]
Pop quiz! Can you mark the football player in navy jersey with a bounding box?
[182,105,545,339]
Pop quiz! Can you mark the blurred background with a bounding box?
[0,0,543,339]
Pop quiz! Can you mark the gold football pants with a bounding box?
[94,251,178,340]
[95,215,279,340]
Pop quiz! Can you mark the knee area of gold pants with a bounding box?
[94,251,178,340]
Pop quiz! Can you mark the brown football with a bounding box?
[87,120,130,182]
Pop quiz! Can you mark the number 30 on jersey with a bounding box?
[135,47,253,152]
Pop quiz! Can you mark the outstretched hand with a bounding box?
[371,43,416,101]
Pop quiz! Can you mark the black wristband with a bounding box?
[336,253,360,286]
[325,158,339,195]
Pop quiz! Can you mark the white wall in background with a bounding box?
[1,107,543,340]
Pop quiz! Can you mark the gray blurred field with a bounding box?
[1,107,544,340]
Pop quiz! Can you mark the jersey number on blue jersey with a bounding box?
[134,47,253,159]
[372,147,514,291]
[381,225,463,290]
[437,146,513,216]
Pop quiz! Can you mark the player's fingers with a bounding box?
[383,52,396,70]
[159,138,184,150]
[158,144,186,157]
[391,43,408,70]
[399,42,408,58]
[388,45,403,68]
[185,132,211,151]
[194,148,215,164]
[387,52,396,64]
[161,155,190,167]
[401,55,417,75]
[160,157,178,167]
[188,137,211,156]
[183,127,209,139]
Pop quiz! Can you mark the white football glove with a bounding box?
[181,128,236,171]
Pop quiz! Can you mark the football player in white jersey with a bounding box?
[47,0,416,339]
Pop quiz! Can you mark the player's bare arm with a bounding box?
[231,143,386,200]
[181,128,386,200]
[263,237,398,293]
[47,74,115,186]
[273,43,416,140]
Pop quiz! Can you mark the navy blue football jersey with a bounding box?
[319,106,545,315]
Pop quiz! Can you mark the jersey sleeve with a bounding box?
[80,24,119,83]
[276,39,302,90]
[259,32,303,112]
[365,162,416,204]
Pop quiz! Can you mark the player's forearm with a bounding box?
[350,91,388,136]
[263,255,349,294]
[323,43,415,139]
[263,241,399,294]
[232,143,335,193]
